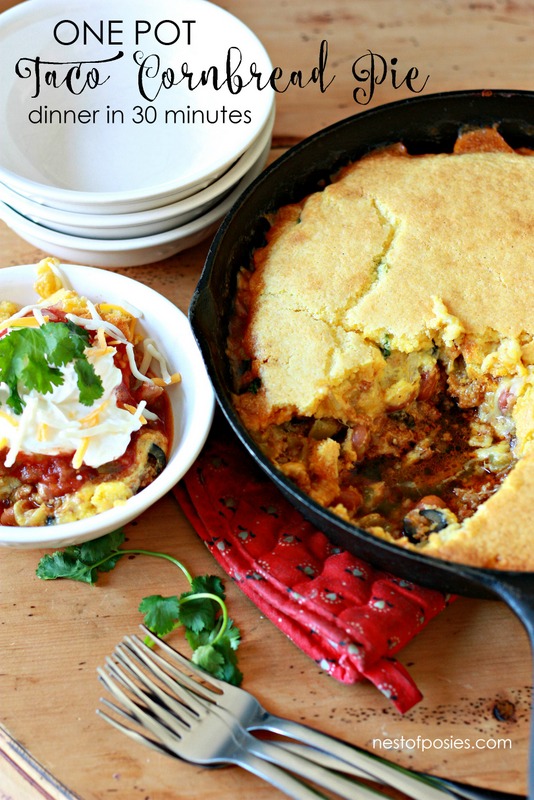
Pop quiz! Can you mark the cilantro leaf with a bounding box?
[36,548,97,584]
[36,529,126,584]
[14,328,64,395]
[179,593,218,633]
[73,358,104,406]
[40,321,89,365]
[212,635,243,685]
[192,644,225,674]
[139,595,181,637]
[41,322,101,406]
[78,529,126,568]
[35,533,243,685]
[177,575,227,632]
[223,620,241,652]
[186,618,241,651]
[0,335,24,414]
[189,631,243,686]
[190,574,225,600]
[0,321,103,414]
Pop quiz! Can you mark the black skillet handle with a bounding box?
[466,569,534,800]
[477,572,534,640]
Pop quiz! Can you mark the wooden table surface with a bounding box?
[0,1,533,798]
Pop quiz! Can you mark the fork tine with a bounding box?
[99,693,141,726]
[115,637,213,715]
[96,706,174,758]
[114,643,242,741]
[97,696,173,756]
[122,636,215,709]
[99,654,320,800]
[97,664,186,751]
[139,627,223,696]
[104,653,196,734]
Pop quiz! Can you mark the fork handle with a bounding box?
[233,749,333,800]
[272,742,516,800]
[247,736,380,800]
[255,713,453,800]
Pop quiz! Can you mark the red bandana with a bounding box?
[174,417,454,713]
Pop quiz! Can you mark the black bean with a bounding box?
[148,443,167,475]
[419,508,449,531]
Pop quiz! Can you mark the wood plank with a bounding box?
[0,725,80,800]
[0,491,530,797]
[0,0,533,797]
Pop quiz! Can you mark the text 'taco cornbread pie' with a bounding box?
[228,128,534,572]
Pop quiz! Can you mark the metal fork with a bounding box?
[135,627,516,800]
[97,639,387,800]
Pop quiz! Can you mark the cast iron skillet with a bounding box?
[189,89,534,796]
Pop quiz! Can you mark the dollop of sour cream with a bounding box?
[0,344,145,469]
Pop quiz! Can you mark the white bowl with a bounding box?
[0,138,270,266]
[0,0,274,212]
[0,107,274,239]
[0,263,215,548]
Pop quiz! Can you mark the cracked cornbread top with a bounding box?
[229,128,534,571]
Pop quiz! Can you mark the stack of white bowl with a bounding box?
[0,0,275,267]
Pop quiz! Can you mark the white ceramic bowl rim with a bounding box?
[0,140,269,251]
[0,264,215,547]
[0,0,274,203]
[0,105,275,229]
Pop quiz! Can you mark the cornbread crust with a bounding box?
[230,133,534,570]
[340,150,534,350]
[249,150,534,349]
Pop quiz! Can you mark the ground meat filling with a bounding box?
[238,358,514,544]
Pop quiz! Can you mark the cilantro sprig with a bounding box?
[0,320,103,414]
[36,530,242,685]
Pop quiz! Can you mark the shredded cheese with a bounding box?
[144,340,172,383]
[86,299,102,321]
[4,397,37,467]
[72,438,89,469]
[138,344,152,375]
[84,300,137,341]
[44,258,70,289]
[79,399,110,427]
[3,314,49,328]
[99,301,142,318]
[89,327,113,357]
[32,307,48,326]
[152,373,181,387]
[0,411,18,427]
[1,303,44,327]
[66,312,127,343]
[125,342,152,383]
[123,402,147,425]
[141,407,159,422]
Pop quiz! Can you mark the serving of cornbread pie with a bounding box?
[228,128,534,571]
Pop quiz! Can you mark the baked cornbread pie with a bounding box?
[228,128,534,571]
